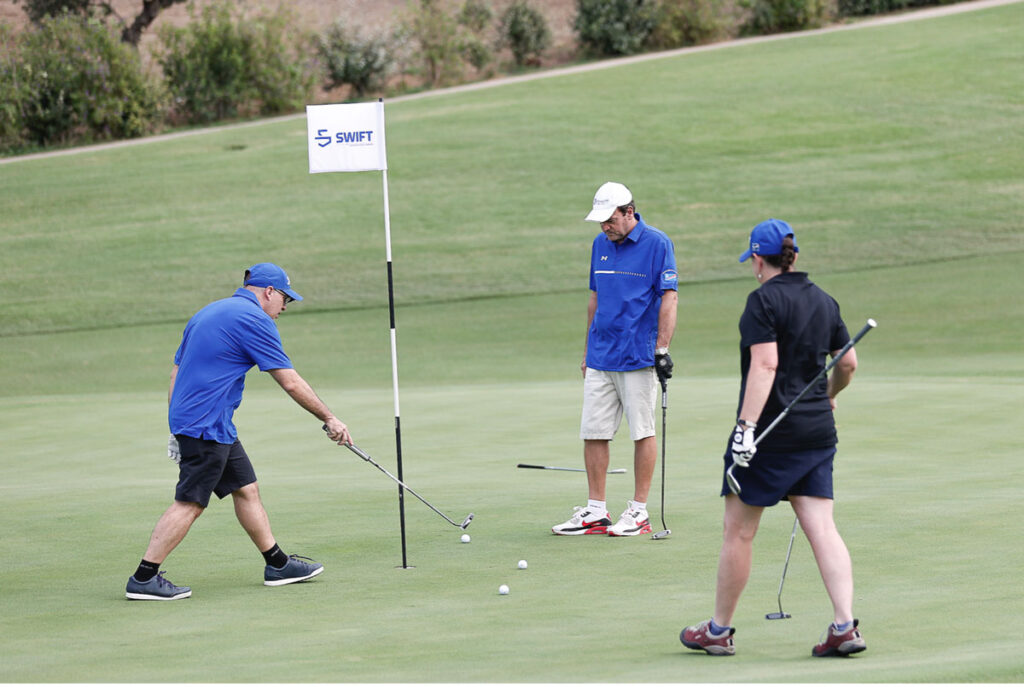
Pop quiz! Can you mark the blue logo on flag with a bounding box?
[315,128,375,148]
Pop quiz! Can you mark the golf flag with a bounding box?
[305,98,412,568]
[306,101,387,173]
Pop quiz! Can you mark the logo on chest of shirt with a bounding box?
[600,255,609,261]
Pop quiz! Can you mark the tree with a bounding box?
[15,0,189,46]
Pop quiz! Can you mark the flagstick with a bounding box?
[378,102,410,570]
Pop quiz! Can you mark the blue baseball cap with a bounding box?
[244,263,303,302]
[739,219,798,263]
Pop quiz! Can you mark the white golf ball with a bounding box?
[498,584,509,595]
[461,533,470,543]
[517,560,528,569]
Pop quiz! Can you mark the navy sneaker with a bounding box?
[126,572,192,601]
[264,554,324,586]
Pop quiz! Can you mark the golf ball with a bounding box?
[498,584,509,595]
[517,560,528,569]
[461,533,471,543]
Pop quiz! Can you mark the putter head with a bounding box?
[460,513,474,530]
[765,612,791,620]
[651,529,671,540]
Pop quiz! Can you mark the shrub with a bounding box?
[573,0,659,57]
[402,0,465,86]
[0,24,26,151]
[458,0,495,72]
[836,0,956,16]
[14,0,93,24]
[498,0,551,66]
[739,0,832,34]
[157,4,313,124]
[317,21,393,98]
[458,0,493,32]
[649,0,726,48]
[2,14,164,150]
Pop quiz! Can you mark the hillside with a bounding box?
[0,0,582,66]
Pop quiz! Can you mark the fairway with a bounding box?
[2,1,1023,682]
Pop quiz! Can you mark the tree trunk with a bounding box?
[121,0,187,46]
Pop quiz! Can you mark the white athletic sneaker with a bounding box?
[551,506,613,535]
[608,501,652,536]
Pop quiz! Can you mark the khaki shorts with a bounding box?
[580,367,657,441]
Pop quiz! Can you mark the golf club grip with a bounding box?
[321,424,372,462]
[516,464,546,469]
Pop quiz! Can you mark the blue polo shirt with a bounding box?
[587,213,678,371]
[169,288,293,443]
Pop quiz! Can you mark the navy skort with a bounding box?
[720,445,836,507]
[174,435,257,508]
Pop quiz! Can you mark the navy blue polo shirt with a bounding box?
[736,272,849,451]
[169,288,293,443]
[587,213,678,371]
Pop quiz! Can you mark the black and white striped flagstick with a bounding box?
[378,99,410,569]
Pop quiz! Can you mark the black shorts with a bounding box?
[720,445,836,507]
[174,435,258,508]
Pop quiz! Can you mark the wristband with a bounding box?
[737,419,757,429]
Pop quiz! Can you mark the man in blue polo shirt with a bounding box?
[552,182,678,537]
[125,263,353,601]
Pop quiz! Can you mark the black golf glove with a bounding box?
[654,351,673,383]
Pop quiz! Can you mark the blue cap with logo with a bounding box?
[244,263,303,302]
[739,218,799,263]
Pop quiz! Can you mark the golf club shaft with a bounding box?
[658,378,670,533]
[777,516,798,611]
[516,464,627,474]
[345,443,470,529]
[753,319,876,448]
[727,318,876,493]
[324,426,472,529]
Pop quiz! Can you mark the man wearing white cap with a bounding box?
[552,183,678,536]
[125,263,353,600]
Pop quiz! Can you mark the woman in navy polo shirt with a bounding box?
[681,219,867,658]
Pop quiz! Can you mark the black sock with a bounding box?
[134,559,160,582]
[262,543,289,568]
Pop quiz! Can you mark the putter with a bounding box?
[766,516,799,619]
[727,318,877,495]
[651,377,671,540]
[324,426,473,529]
[517,463,627,474]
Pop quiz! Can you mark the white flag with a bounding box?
[306,101,388,173]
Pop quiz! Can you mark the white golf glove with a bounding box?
[168,433,181,464]
[730,424,756,467]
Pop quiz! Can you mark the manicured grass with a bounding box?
[1,2,1023,683]
[1,374,1021,682]
[1,2,1021,336]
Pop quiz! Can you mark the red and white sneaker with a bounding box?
[812,619,866,657]
[608,501,652,536]
[680,619,736,656]
[551,506,612,535]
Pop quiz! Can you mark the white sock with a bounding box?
[632,501,647,512]
[587,499,606,514]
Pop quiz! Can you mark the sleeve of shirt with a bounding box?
[739,290,776,348]
[588,236,599,292]
[240,312,293,371]
[829,297,851,351]
[173,321,191,365]
[656,235,678,294]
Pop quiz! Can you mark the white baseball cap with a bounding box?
[585,181,633,222]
